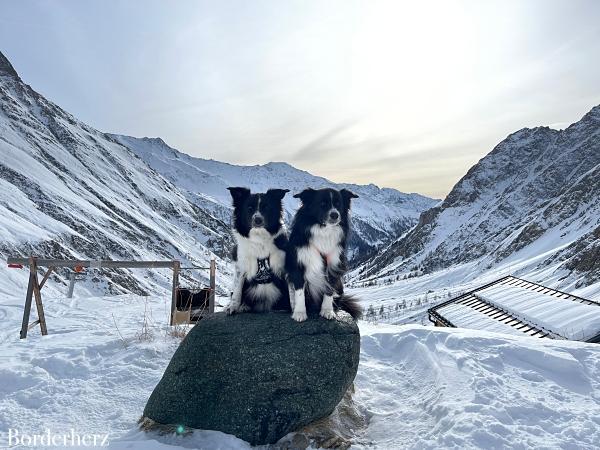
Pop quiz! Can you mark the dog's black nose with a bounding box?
[253,216,264,226]
[330,211,339,220]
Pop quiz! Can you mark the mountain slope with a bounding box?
[357,105,600,289]
[0,51,233,296]
[0,48,434,296]
[112,134,437,264]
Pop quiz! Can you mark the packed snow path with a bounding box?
[0,294,599,449]
[356,324,600,448]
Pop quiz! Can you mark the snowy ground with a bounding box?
[1,289,600,449]
[356,324,600,449]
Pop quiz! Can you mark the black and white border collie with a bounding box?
[227,187,291,314]
[285,188,363,322]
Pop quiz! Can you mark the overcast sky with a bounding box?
[1,0,599,198]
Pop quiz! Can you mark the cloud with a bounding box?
[2,0,600,199]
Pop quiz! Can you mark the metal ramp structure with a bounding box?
[428,275,600,342]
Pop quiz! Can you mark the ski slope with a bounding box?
[1,290,599,449]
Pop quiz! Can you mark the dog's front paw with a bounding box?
[291,310,308,322]
[226,302,248,315]
[320,308,336,320]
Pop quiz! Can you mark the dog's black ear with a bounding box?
[266,189,289,200]
[227,187,251,205]
[340,189,359,205]
[293,188,316,203]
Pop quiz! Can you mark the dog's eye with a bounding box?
[333,200,340,208]
[320,201,327,209]
[247,206,254,212]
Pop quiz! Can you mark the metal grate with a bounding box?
[427,275,599,341]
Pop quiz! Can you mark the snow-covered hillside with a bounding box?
[357,105,600,292]
[0,50,236,297]
[1,290,599,449]
[112,134,436,264]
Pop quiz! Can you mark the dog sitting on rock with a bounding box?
[285,188,363,322]
[227,187,291,314]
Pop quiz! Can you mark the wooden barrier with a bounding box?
[6,256,217,339]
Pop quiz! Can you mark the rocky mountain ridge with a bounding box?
[357,105,600,290]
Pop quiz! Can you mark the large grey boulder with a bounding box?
[142,311,360,445]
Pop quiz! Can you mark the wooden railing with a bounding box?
[6,256,216,339]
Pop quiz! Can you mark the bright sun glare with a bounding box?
[350,2,478,136]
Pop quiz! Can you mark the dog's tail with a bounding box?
[334,294,363,320]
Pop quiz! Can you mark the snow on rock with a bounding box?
[0,47,434,301]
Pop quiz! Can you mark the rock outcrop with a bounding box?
[142,311,360,445]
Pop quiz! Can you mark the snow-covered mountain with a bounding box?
[357,105,600,291]
[112,135,436,264]
[0,50,434,295]
[0,51,234,296]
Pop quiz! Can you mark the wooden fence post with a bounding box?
[209,259,216,313]
[170,260,180,326]
[66,271,76,298]
[19,259,36,339]
[31,258,48,335]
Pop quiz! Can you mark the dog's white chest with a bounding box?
[297,224,343,294]
[234,229,285,278]
[310,224,343,260]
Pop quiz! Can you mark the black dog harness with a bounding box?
[254,257,274,284]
